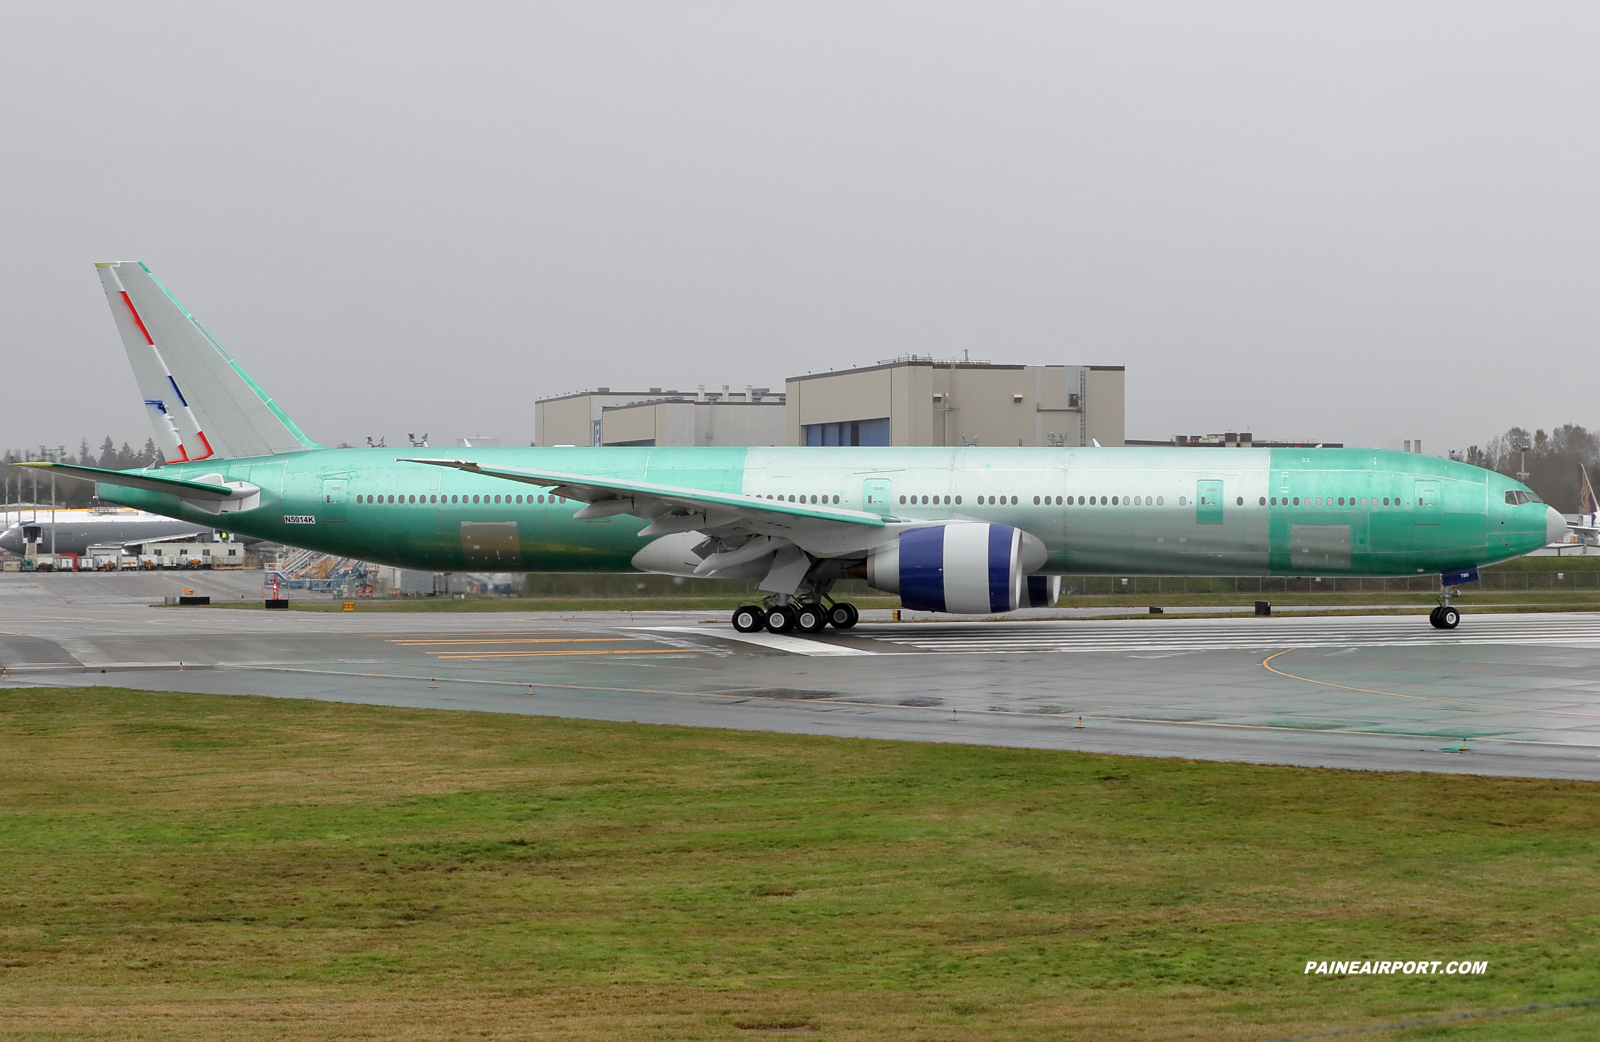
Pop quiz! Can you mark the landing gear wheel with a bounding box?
[732,605,764,633]
[1428,607,1443,628]
[827,602,859,629]
[1437,606,1460,629]
[793,603,827,633]
[763,605,797,633]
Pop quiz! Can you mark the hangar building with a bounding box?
[785,357,1124,447]
[534,358,1125,448]
[535,386,785,447]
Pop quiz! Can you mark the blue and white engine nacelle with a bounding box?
[864,523,1056,613]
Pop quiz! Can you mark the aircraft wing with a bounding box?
[13,462,240,501]
[398,457,896,553]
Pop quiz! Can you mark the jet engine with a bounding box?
[863,523,1051,613]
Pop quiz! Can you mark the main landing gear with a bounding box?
[731,599,859,634]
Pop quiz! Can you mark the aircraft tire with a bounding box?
[827,603,858,629]
[793,603,827,633]
[731,605,764,633]
[763,605,797,633]
[1438,606,1461,629]
[1428,607,1443,628]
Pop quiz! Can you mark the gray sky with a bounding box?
[3,2,1597,455]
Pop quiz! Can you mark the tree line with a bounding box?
[1461,425,1599,514]
[2,437,162,508]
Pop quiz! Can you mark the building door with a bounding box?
[863,479,892,516]
[1195,480,1224,524]
[321,478,348,523]
[460,521,523,567]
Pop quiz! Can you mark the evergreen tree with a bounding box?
[116,442,135,469]
[96,436,117,469]
[77,439,92,466]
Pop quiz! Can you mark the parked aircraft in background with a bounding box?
[14,262,1569,632]
[0,509,246,557]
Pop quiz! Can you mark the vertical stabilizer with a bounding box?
[95,263,202,461]
[96,261,319,460]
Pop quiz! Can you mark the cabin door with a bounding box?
[321,478,348,523]
[1195,480,1224,524]
[1413,481,1441,526]
[863,479,892,516]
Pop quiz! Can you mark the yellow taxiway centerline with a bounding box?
[425,648,698,658]
[390,637,644,645]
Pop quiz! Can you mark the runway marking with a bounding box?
[1261,648,1600,721]
[642,626,877,657]
[188,663,1600,750]
[870,616,1600,655]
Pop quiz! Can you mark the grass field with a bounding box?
[2,688,1598,1039]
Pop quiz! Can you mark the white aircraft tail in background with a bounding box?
[1570,464,1600,545]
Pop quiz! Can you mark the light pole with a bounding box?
[1511,435,1533,483]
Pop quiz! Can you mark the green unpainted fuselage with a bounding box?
[95,446,1548,577]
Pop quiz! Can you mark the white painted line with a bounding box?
[641,626,877,656]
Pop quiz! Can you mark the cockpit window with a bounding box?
[1504,490,1543,505]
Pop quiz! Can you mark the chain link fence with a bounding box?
[1059,571,1600,596]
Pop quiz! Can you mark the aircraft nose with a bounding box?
[1548,505,1568,545]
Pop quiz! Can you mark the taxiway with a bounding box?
[3,573,1599,780]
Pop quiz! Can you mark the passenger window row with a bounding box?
[1267,496,1402,507]
[1070,496,1162,506]
[357,493,565,505]
[762,494,843,504]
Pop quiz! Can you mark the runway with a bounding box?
[3,574,1600,780]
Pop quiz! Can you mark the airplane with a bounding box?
[12,261,1568,633]
[1570,464,1600,547]
[0,509,253,558]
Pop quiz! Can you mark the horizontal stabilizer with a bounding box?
[14,462,249,503]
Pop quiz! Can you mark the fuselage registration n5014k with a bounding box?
[19,262,1568,635]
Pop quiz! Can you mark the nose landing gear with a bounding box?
[1428,605,1460,629]
[1429,568,1476,629]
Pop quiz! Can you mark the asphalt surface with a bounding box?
[3,572,1600,779]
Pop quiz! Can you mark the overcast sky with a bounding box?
[2,2,1597,455]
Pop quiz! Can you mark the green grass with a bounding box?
[1,688,1598,1039]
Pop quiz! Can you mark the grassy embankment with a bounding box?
[1,686,1597,1040]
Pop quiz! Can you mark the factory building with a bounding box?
[535,386,785,447]
[1126,433,1344,449]
[535,358,1125,448]
[784,357,1124,447]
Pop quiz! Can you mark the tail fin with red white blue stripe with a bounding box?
[94,261,319,461]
